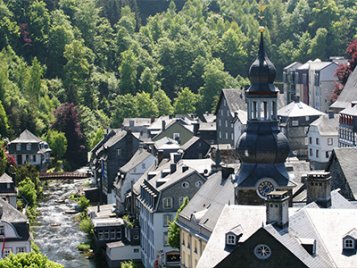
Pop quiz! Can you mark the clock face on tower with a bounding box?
[256,179,275,199]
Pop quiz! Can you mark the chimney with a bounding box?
[157,150,164,164]
[294,96,300,103]
[129,119,135,127]
[162,120,166,131]
[306,171,331,208]
[266,191,289,229]
[192,122,199,136]
[170,163,177,174]
[173,152,182,163]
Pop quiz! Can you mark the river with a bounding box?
[32,179,103,268]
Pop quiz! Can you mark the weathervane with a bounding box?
[257,0,267,30]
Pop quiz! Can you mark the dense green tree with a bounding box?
[0,0,19,50]
[153,89,174,116]
[136,92,159,118]
[168,196,189,249]
[199,58,239,113]
[173,88,199,115]
[110,94,138,127]
[18,177,37,207]
[63,40,94,104]
[46,130,67,160]
[308,28,328,59]
[0,251,63,267]
[119,50,138,94]
[0,101,9,137]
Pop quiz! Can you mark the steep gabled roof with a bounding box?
[0,198,27,223]
[215,89,247,116]
[179,171,235,235]
[119,149,154,174]
[328,147,357,199]
[340,104,357,116]
[0,173,13,183]
[11,129,41,143]
[331,68,357,110]
[309,114,339,136]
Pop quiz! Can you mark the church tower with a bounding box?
[234,28,295,205]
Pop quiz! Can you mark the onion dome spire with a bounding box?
[247,27,278,93]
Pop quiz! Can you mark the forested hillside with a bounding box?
[0,0,356,167]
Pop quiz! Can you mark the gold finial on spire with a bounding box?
[259,26,265,33]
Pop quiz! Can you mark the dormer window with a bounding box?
[343,238,355,250]
[226,234,236,246]
[16,144,21,151]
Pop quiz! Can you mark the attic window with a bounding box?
[226,234,236,246]
[254,244,271,260]
[344,238,355,250]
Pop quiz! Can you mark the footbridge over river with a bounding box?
[39,172,91,180]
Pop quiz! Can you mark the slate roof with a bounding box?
[103,130,128,148]
[178,171,235,237]
[10,129,42,143]
[92,217,124,228]
[215,88,247,116]
[122,118,152,127]
[278,100,324,117]
[297,60,312,70]
[199,122,216,131]
[329,147,357,199]
[331,68,357,110]
[154,137,179,149]
[0,198,27,223]
[181,136,206,152]
[0,173,13,183]
[119,149,154,174]
[197,205,274,268]
[309,60,335,71]
[340,104,357,116]
[309,114,339,136]
[284,61,302,70]
[198,203,357,268]
[180,159,214,175]
[202,113,216,123]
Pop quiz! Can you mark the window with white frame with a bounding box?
[26,143,31,151]
[316,150,319,158]
[141,163,146,169]
[110,229,116,239]
[344,238,355,249]
[3,248,11,257]
[173,133,180,141]
[325,151,329,158]
[292,120,299,126]
[16,247,26,253]
[32,155,36,162]
[226,234,236,245]
[163,214,173,227]
[117,149,122,156]
[225,132,228,139]
[98,230,104,240]
[225,120,228,127]
[316,138,319,145]
[163,232,169,246]
[16,144,21,151]
[133,248,139,253]
[327,138,333,145]
[163,197,173,209]
[219,131,222,139]
[305,116,310,121]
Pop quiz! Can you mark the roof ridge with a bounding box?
[304,209,337,267]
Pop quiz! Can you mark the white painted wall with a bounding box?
[308,126,338,164]
[106,244,141,262]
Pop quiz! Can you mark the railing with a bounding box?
[39,172,91,180]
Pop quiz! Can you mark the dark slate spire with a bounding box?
[247,27,278,94]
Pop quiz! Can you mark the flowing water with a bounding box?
[32,179,102,268]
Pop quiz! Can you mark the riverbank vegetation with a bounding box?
[0,0,355,170]
[0,252,64,268]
